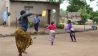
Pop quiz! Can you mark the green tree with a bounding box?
[90,12,98,24]
[60,9,66,16]
[67,0,86,12]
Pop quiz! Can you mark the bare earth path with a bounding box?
[0,30,98,56]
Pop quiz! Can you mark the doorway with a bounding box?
[47,9,51,24]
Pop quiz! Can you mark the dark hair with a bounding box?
[51,21,54,25]
[67,20,71,24]
[20,10,26,15]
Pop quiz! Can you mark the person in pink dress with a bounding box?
[47,21,56,45]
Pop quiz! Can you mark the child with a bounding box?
[34,15,40,33]
[47,21,56,45]
[66,20,76,42]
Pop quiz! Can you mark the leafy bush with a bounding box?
[56,24,64,29]
[39,23,48,28]
[28,22,34,28]
[77,18,87,25]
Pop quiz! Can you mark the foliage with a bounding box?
[56,24,64,29]
[28,22,48,28]
[92,17,98,24]
[77,18,87,25]
[66,0,98,25]
[39,23,48,28]
[67,0,86,12]
[28,22,34,28]
[90,12,98,23]
[60,9,67,16]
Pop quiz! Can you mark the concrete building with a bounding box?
[0,0,7,24]
[5,0,60,26]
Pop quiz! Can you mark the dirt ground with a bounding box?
[0,30,98,56]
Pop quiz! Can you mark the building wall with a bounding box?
[9,1,59,26]
[11,0,59,2]
[0,0,6,24]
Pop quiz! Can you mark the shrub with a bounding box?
[28,22,34,28]
[56,24,64,29]
[39,23,48,28]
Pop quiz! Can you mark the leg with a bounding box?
[51,41,53,46]
[70,32,73,42]
[34,24,36,31]
[51,33,55,46]
[73,32,76,42]
[51,37,54,46]
[22,26,28,32]
[36,23,39,32]
[34,23,38,32]
[19,53,22,56]
[18,48,22,56]
[49,32,53,46]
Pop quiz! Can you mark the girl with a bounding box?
[66,20,76,42]
[47,21,56,45]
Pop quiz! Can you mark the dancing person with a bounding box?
[66,20,76,42]
[47,21,56,45]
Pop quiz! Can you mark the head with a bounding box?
[36,15,39,17]
[20,10,26,15]
[51,21,54,25]
[67,20,71,24]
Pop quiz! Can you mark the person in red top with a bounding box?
[47,21,56,46]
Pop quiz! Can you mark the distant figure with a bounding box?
[92,22,97,30]
[18,10,33,32]
[34,15,40,32]
[2,7,8,26]
[47,21,56,45]
[66,20,76,42]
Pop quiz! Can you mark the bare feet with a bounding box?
[19,53,22,56]
[23,51,27,54]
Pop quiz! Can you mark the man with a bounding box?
[34,15,40,32]
[18,10,33,32]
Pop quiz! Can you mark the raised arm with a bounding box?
[22,13,34,17]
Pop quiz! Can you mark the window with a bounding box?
[24,6,33,13]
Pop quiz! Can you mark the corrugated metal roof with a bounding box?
[10,0,60,5]
[10,0,60,3]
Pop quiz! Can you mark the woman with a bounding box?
[15,28,32,56]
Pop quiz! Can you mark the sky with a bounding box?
[60,0,98,11]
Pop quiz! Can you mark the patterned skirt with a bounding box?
[15,28,32,53]
[49,30,56,42]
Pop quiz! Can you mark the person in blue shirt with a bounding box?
[18,10,33,32]
[34,15,40,32]
[2,8,8,26]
